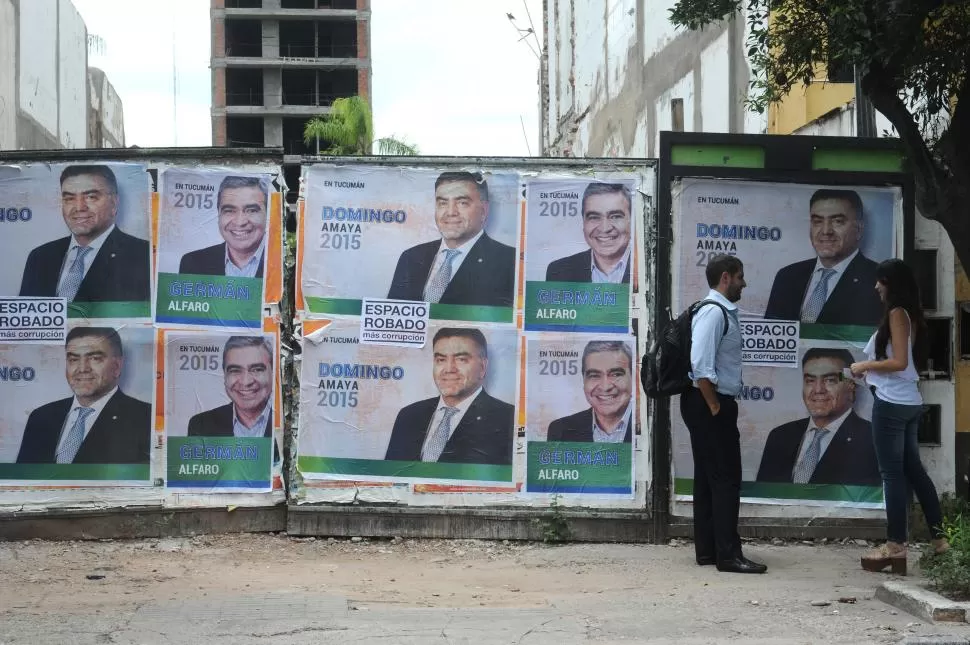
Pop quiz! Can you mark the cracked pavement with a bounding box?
[1,533,967,644]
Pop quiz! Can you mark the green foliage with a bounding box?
[303,96,419,156]
[920,512,970,600]
[533,495,572,543]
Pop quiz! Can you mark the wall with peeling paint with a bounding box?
[542,0,765,158]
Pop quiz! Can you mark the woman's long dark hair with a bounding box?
[874,258,928,369]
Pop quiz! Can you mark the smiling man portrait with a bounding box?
[387,172,516,308]
[179,176,269,278]
[546,340,634,443]
[546,183,633,284]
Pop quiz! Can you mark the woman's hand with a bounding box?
[850,361,869,377]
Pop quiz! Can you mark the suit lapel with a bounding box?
[442,236,489,302]
[819,255,863,322]
[35,399,74,462]
[41,238,72,295]
[444,392,487,453]
[580,250,593,283]
[76,228,122,301]
[75,391,125,462]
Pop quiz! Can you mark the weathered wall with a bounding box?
[543,0,765,158]
[0,0,16,150]
[18,0,59,139]
[57,0,87,148]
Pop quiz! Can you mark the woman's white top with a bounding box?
[863,309,922,406]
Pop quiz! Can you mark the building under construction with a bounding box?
[210,0,371,155]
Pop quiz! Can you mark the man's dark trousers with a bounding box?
[680,387,742,563]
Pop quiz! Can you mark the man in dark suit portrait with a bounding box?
[384,327,514,465]
[545,183,632,284]
[547,340,634,443]
[756,348,879,486]
[187,336,273,439]
[19,165,150,303]
[387,171,516,308]
[179,176,268,278]
[16,327,150,465]
[763,189,882,326]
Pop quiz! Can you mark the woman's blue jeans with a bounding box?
[871,395,944,543]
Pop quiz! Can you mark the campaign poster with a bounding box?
[673,178,899,343]
[523,176,638,334]
[671,341,883,506]
[155,168,275,330]
[299,165,520,324]
[0,162,152,319]
[297,318,518,484]
[524,334,636,495]
[0,322,154,484]
[163,329,278,491]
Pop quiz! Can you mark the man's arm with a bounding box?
[689,305,726,416]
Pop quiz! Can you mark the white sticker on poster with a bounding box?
[0,297,67,343]
[740,318,800,367]
[360,299,429,348]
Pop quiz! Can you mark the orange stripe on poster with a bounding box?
[264,317,283,429]
[295,200,306,310]
[302,319,331,335]
[303,481,399,489]
[155,328,165,433]
[518,334,527,427]
[264,192,284,304]
[413,483,521,494]
[151,192,159,280]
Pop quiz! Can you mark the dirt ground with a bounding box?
[1,534,968,644]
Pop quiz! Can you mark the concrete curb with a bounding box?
[876,580,970,624]
[897,637,970,645]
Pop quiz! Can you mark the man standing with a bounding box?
[547,340,634,443]
[385,328,514,465]
[757,348,879,486]
[19,165,151,302]
[187,336,274,438]
[764,189,881,326]
[681,254,766,574]
[17,327,151,465]
[545,183,632,284]
[387,172,516,308]
[179,176,269,278]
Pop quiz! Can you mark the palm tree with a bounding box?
[303,96,418,155]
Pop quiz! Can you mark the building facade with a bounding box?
[210,0,372,155]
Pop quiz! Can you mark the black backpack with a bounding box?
[641,299,729,398]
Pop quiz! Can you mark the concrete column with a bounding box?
[264,68,282,108]
[263,20,279,58]
[264,0,281,8]
[263,116,283,147]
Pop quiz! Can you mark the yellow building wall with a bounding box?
[768,81,856,135]
[957,260,970,434]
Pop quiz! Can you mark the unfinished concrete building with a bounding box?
[210,0,371,155]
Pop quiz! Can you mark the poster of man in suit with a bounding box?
[524,334,637,496]
[669,341,882,507]
[0,163,152,319]
[155,168,275,330]
[0,323,154,483]
[163,330,279,491]
[299,165,520,323]
[672,178,898,332]
[522,176,639,334]
[297,318,517,484]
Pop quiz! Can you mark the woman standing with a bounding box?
[850,258,948,575]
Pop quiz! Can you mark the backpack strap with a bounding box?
[693,299,730,338]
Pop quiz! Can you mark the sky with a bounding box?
[71,0,544,156]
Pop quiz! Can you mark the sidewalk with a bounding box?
[1,533,968,644]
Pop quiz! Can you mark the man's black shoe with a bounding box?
[696,555,716,566]
[716,557,767,574]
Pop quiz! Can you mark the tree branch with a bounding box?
[862,64,946,218]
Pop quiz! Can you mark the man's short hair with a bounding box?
[802,347,855,369]
[581,340,632,374]
[581,182,632,215]
[222,335,274,371]
[705,254,743,288]
[217,175,270,211]
[65,326,123,357]
[432,327,488,359]
[60,165,118,194]
[435,171,488,202]
[809,189,864,222]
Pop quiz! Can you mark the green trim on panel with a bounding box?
[298,456,512,483]
[0,464,150,481]
[671,145,766,168]
[812,149,905,173]
[68,301,151,319]
[675,477,883,503]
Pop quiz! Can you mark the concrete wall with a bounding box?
[57,0,88,148]
[18,0,59,138]
[0,0,15,149]
[542,0,764,157]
